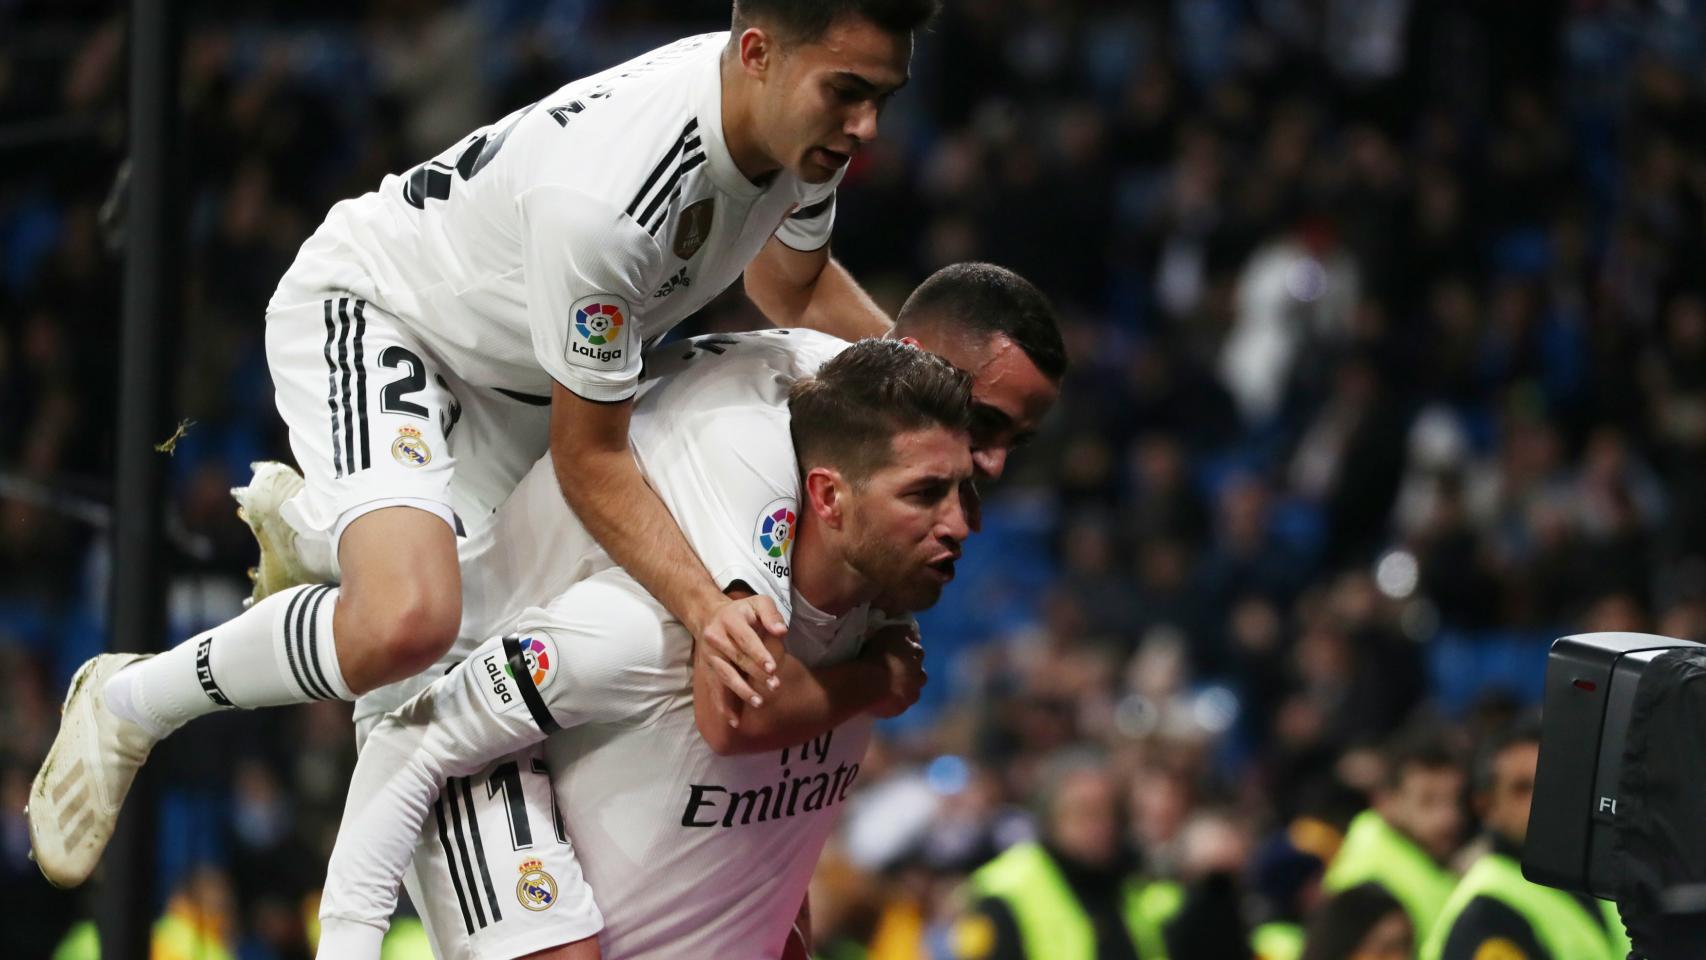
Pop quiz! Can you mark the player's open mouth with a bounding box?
[926,557,956,582]
[814,147,851,168]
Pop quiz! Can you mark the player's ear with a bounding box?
[804,465,847,529]
[896,335,922,349]
[738,27,776,78]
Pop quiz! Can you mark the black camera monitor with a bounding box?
[1526,631,1705,899]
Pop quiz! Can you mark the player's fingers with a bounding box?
[728,613,779,682]
[751,595,787,639]
[694,650,734,722]
[704,623,770,685]
[709,654,764,711]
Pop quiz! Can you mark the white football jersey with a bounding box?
[319,331,886,958]
[544,604,875,958]
[271,32,841,403]
[353,327,850,725]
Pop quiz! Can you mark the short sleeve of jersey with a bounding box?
[508,570,685,730]
[638,404,800,619]
[518,184,657,402]
[774,178,840,252]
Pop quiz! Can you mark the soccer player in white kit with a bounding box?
[28,0,940,888]
[321,266,1067,959]
[320,338,976,960]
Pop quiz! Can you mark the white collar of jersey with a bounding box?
[792,588,838,628]
[694,35,771,201]
[785,587,858,662]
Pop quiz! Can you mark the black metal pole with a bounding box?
[103,1,181,956]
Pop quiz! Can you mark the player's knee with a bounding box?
[355,589,461,678]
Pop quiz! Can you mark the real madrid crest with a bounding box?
[517,858,558,911]
[673,198,714,260]
[391,425,431,468]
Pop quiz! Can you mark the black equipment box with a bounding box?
[1525,631,1705,898]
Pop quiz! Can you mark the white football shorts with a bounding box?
[264,293,551,577]
[400,742,601,960]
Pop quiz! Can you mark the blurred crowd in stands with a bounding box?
[5,0,1706,957]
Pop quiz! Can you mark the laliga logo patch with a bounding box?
[505,634,555,690]
[391,425,431,467]
[565,294,631,368]
[754,497,797,580]
[516,858,558,912]
[574,302,624,345]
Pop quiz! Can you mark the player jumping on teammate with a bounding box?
[30,0,938,888]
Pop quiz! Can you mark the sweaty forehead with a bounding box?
[968,337,1058,427]
[879,426,973,480]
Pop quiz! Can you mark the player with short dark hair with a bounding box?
[314,265,1062,959]
[890,262,1065,510]
[319,336,976,958]
[30,0,941,888]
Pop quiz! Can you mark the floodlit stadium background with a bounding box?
[5,0,1706,956]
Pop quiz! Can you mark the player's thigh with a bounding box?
[443,384,552,539]
[406,743,603,960]
[266,295,462,571]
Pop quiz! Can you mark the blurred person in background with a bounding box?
[952,749,1247,960]
[1299,882,1411,960]
[1322,729,1464,944]
[1421,717,1629,960]
[52,863,240,960]
[1247,817,1337,960]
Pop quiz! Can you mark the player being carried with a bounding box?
[315,268,1065,958]
[30,0,940,886]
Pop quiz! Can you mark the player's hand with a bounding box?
[864,625,926,718]
[696,594,786,718]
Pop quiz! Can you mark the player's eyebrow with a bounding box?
[904,470,959,491]
[832,71,909,97]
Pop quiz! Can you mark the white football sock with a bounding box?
[105,583,354,736]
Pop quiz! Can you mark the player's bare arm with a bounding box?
[550,384,785,702]
[694,591,925,754]
[745,237,890,340]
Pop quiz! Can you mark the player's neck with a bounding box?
[719,47,783,183]
[790,516,872,617]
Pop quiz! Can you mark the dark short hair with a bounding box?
[1472,713,1543,794]
[1300,883,1408,960]
[789,339,972,486]
[731,0,940,45]
[1383,728,1461,791]
[893,262,1068,381]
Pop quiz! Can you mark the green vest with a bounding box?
[51,921,98,960]
[1420,852,1630,960]
[968,843,1182,959]
[1251,920,1305,960]
[1323,810,1458,942]
[382,917,436,960]
[51,916,238,960]
[152,913,237,960]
